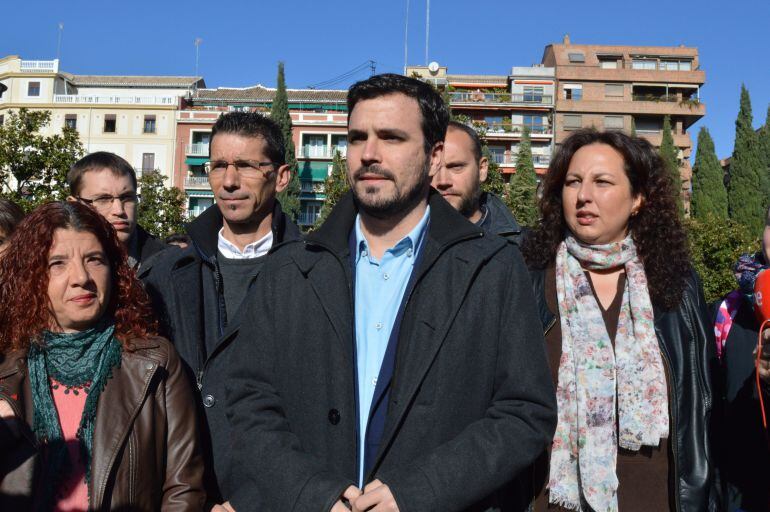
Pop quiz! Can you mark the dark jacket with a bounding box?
[133,224,168,271]
[478,192,524,244]
[140,200,300,502]
[529,267,719,511]
[709,293,770,512]
[224,190,557,512]
[0,337,205,511]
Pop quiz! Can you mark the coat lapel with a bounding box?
[90,348,159,508]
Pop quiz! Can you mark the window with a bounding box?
[599,59,618,69]
[27,81,41,97]
[103,114,116,133]
[142,153,155,171]
[604,116,624,130]
[523,115,545,133]
[143,115,156,134]
[605,84,624,98]
[523,86,544,103]
[331,134,347,157]
[302,134,327,157]
[634,116,663,133]
[487,146,506,164]
[567,52,585,63]
[632,59,657,70]
[659,60,692,71]
[563,84,582,100]
[64,114,77,130]
[563,114,582,130]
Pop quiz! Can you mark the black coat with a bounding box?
[529,268,720,511]
[709,294,770,512]
[478,192,524,244]
[140,200,300,502]
[133,223,168,271]
[224,190,557,512]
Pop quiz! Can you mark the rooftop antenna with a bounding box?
[425,0,430,65]
[194,38,203,77]
[403,0,410,74]
[369,60,376,76]
[56,22,64,62]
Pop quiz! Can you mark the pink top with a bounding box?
[50,378,89,512]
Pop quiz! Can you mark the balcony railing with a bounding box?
[186,143,210,156]
[448,92,553,105]
[184,176,210,188]
[492,153,551,166]
[53,94,177,105]
[482,123,552,135]
[20,60,57,73]
[186,208,208,220]
[301,182,326,194]
[298,211,321,226]
[297,146,347,159]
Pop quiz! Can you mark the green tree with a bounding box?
[314,150,349,228]
[481,145,507,198]
[508,127,538,227]
[686,214,759,302]
[270,62,301,220]
[691,127,728,220]
[659,115,683,215]
[0,108,84,210]
[136,170,186,238]
[727,85,765,232]
[759,104,770,182]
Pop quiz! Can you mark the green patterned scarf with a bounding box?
[28,320,122,511]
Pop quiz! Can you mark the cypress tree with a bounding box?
[508,127,538,227]
[659,115,683,214]
[481,145,506,198]
[759,105,770,184]
[691,127,728,220]
[727,85,765,232]
[270,62,301,220]
[315,149,349,227]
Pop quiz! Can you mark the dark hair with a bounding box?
[447,120,483,162]
[0,201,157,351]
[347,73,449,155]
[210,111,286,166]
[68,151,137,196]
[164,233,191,246]
[521,128,690,310]
[0,198,25,235]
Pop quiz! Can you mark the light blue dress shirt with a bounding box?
[353,206,430,486]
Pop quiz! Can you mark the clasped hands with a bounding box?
[331,480,399,512]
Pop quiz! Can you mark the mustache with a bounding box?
[352,165,395,181]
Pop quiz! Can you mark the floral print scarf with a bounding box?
[548,234,669,512]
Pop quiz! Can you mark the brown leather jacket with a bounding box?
[0,336,206,511]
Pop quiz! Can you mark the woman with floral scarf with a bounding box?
[523,129,718,511]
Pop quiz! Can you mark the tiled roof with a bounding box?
[193,85,347,103]
[64,73,204,88]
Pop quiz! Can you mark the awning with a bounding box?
[299,161,331,182]
[186,190,214,198]
[185,157,208,166]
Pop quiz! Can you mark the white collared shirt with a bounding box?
[217,228,273,259]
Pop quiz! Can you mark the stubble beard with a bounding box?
[352,159,431,220]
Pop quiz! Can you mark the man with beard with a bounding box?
[224,74,556,512]
[432,121,523,243]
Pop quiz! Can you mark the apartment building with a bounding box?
[174,85,348,226]
[407,64,556,177]
[542,36,706,208]
[0,55,203,181]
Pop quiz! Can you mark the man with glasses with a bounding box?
[432,121,523,243]
[68,151,167,268]
[141,111,300,508]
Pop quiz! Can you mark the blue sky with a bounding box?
[3,0,769,158]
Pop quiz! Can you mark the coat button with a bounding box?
[328,409,340,425]
[203,394,216,408]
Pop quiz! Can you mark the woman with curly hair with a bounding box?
[0,201,205,511]
[522,129,717,511]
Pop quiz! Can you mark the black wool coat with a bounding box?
[224,190,557,512]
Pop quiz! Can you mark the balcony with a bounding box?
[53,94,177,106]
[481,123,553,138]
[298,211,320,226]
[20,60,58,73]
[301,181,326,194]
[558,98,704,117]
[448,92,553,107]
[297,145,347,159]
[186,143,210,156]
[184,176,210,189]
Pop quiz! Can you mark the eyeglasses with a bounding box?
[78,193,139,210]
[204,160,277,178]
